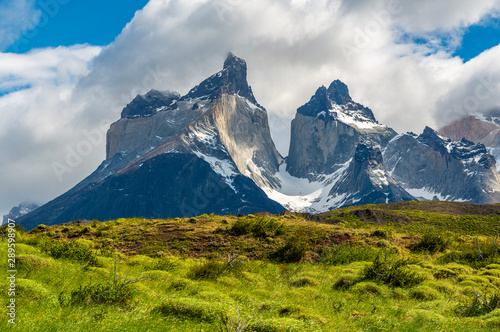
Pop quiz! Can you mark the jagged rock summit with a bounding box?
[181,52,259,106]
[287,79,397,179]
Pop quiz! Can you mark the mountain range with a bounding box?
[17,54,500,229]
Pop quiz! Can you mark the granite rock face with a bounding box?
[287,80,397,179]
[384,127,500,203]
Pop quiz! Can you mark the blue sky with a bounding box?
[454,17,500,61]
[6,0,149,53]
[4,0,500,62]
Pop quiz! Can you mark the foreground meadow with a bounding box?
[1,202,500,331]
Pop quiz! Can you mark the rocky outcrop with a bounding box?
[287,80,397,179]
[328,142,415,207]
[121,90,180,119]
[384,127,500,203]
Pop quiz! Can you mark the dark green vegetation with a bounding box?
[2,201,500,331]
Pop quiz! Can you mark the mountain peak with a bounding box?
[223,52,247,70]
[327,80,352,105]
[182,53,258,105]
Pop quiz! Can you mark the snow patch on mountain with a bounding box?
[194,152,238,192]
[330,104,385,130]
[263,161,350,213]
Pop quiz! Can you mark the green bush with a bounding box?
[319,245,380,265]
[40,240,98,266]
[230,217,286,238]
[410,233,450,254]
[63,283,133,306]
[438,239,500,268]
[270,236,308,263]
[410,286,440,301]
[291,277,318,288]
[363,255,426,288]
[154,298,224,322]
[188,260,227,280]
[333,274,359,290]
[152,257,178,271]
[371,230,388,239]
[352,281,385,295]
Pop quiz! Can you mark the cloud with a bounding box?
[0,0,40,50]
[1,0,500,217]
[0,45,101,217]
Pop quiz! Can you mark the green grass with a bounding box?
[2,202,500,331]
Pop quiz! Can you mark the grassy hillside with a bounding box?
[2,201,500,331]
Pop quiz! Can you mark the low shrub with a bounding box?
[230,217,286,238]
[352,282,385,295]
[154,298,224,322]
[152,257,178,271]
[410,286,440,301]
[40,240,98,266]
[410,233,450,254]
[63,283,133,307]
[319,245,380,265]
[333,274,359,290]
[438,238,500,268]
[371,230,388,239]
[291,277,318,288]
[188,260,227,280]
[270,236,308,263]
[363,255,426,288]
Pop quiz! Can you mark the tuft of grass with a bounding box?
[270,236,308,263]
[333,274,360,290]
[291,277,318,288]
[410,232,450,254]
[319,244,381,265]
[410,286,441,301]
[363,255,426,288]
[188,260,228,280]
[62,283,134,307]
[457,288,500,317]
[154,298,225,322]
[438,237,500,268]
[230,217,286,238]
[39,239,99,266]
